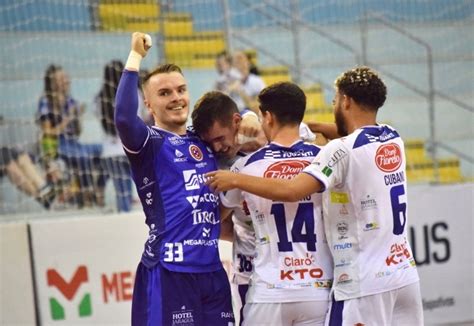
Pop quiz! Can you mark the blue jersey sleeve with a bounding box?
[115,70,149,152]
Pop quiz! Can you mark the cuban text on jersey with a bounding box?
[221,141,333,303]
[303,125,419,300]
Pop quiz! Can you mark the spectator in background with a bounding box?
[214,51,241,92]
[37,64,104,208]
[227,51,266,113]
[0,147,55,209]
[96,60,132,212]
[246,52,260,76]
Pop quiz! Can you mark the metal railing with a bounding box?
[221,0,473,182]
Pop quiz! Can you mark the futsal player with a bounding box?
[115,32,234,326]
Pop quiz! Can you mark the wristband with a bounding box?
[125,50,142,71]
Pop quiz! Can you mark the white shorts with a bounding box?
[325,282,423,326]
[231,283,249,326]
[243,301,329,326]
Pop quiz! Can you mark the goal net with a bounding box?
[0,0,472,214]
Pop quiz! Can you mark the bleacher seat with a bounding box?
[165,31,226,68]
[98,3,160,32]
[260,66,291,85]
[405,139,426,163]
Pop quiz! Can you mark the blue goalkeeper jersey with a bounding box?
[116,71,222,273]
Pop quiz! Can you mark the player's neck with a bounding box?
[270,125,300,147]
[348,110,377,134]
[154,122,187,136]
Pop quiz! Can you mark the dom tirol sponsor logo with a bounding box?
[264,160,310,179]
[409,221,450,266]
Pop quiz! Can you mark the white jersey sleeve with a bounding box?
[303,138,349,191]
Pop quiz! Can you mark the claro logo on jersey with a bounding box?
[264,160,310,179]
[46,266,92,320]
[375,143,402,172]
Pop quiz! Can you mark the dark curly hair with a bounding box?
[335,66,387,110]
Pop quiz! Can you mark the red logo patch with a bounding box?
[264,160,310,179]
[189,144,203,161]
[375,143,402,172]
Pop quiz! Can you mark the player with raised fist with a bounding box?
[115,32,234,326]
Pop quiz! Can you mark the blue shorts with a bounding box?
[132,262,235,326]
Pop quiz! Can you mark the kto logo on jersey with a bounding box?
[183,169,206,191]
[375,143,402,172]
[46,266,92,320]
[280,267,323,281]
[188,144,203,161]
[386,240,412,266]
[264,160,310,179]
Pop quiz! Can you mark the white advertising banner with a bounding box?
[30,213,148,325]
[29,212,234,326]
[408,183,474,324]
[0,221,36,325]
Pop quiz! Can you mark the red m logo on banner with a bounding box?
[47,265,88,300]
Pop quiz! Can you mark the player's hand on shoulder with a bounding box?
[130,32,152,58]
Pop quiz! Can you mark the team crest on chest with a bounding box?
[189,144,203,161]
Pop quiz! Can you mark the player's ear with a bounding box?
[143,98,154,117]
[232,112,242,125]
[342,94,351,110]
[262,110,273,125]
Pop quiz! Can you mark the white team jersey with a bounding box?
[221,141,333,303]
[303,124,419,301]
[232,205,256,285]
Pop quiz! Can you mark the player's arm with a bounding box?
[207,170,322,202]
[219,205,234,242]
[115,32,152,152]
[306,122,340,140]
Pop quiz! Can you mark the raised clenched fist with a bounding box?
[130,32,152,58]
